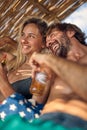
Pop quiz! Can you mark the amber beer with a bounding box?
[30,72,47,96]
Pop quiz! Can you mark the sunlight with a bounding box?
[62,3,87,43]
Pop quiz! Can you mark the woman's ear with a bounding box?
[66,30,75,38]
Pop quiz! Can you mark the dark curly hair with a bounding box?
[47,22,87,46]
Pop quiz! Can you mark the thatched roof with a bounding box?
[0,0,87,40]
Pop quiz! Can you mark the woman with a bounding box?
[7,17,48,99]
[0,17,50,121]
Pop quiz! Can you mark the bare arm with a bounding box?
[48,55,87,101]
[30,53,87,101]
[0,64,15,98]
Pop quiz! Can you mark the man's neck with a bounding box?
[67,40,87,62]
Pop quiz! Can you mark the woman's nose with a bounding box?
[21,39,25,43]
[21,36,28,44]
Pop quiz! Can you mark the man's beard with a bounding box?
[56,45,68,58]
[52,42,69,58]
[54,35,70,58]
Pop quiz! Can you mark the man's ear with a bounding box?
[66,30,75,38]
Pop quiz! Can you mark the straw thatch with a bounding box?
[0,0,87,40]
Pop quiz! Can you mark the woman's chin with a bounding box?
[22,50,31,55]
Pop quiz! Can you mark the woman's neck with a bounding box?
[25,53,32,64]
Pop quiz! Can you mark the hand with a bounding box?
[29,52,49,67]
[29,52,56,80]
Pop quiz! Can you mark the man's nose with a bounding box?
[46,35,51,47]
[46,35,54,47]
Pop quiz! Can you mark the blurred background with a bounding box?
[0,0,87,42]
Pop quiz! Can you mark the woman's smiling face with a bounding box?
[20,23,44,56]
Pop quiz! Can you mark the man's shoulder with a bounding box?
[79,54,87,65]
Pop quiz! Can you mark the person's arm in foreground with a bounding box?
[30,53,87,101]
[0,63,15,98]
[31,65,55,104]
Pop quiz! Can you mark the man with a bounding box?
[29,22,87,129]
[0,23,87,129]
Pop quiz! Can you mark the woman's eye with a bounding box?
[21,32,24,37]
[29,34,36,38]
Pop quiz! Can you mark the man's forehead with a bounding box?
[47,28,61,35]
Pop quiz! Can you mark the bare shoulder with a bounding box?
[79,54,87,65]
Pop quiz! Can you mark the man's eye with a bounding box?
[51,33,55,37]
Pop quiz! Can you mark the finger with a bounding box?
[17,70,32,72]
